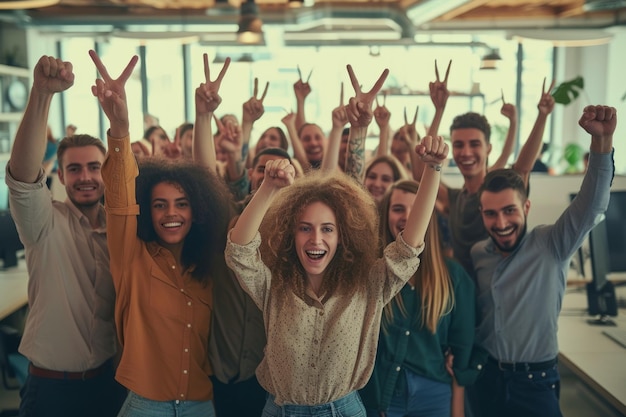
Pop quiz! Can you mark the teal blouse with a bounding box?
[360,259,481,411]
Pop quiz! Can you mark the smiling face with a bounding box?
[150,181,193,252]
[451,128,492,180]
[255,127,284,153]
[300,124,325,164]
[387,188,416,239]
[180,128,194,159]
[57,145,105,209]
[364,161,395,202]
[294,201,339,283]
[480,188,530,255]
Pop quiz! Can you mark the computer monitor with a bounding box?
[571,190,625,325]
[0,210,23,269]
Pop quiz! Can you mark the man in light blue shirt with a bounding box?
[470,105,616,417]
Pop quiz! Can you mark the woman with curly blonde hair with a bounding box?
[225,133,448,417]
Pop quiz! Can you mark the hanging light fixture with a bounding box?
[237,0,263,44]
[480,48,502,70]
[287,0,304,8]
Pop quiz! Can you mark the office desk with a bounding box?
[0,261,28,321]
[558,287,626,415]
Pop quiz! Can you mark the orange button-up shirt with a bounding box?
[102,135,213,401]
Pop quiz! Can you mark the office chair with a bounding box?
[0,324,28,417]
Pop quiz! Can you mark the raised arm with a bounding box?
[373,93,391,157]
[294,65,312,131]
[193,53,231,173]
[427,59,451,139]
[9,56,75,183]
[344,65,390,181]
[321,83,348,173]
[402,135,449,248]
[412,60,451,205]
[281,110,309,172]
[229,158,295,245]
[241,78,268,168]
[579,105,615,154]
[512,78,555,185]
[489,90,518,171]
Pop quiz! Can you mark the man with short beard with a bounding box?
[6,55,126,417]
[469,105,617,417]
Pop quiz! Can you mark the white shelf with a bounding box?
[0,64,29,78]
[0,113,23,123]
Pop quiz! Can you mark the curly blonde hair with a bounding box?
[259,170,380,300]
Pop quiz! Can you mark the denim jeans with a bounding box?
[365,369,451,417]
[472,360,562,417]
[117,391,216,417]
[262,391,366,417]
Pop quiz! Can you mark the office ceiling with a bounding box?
[3,0,626,38]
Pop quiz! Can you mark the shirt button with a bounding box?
[396,366,401,372]
[114,147,120,152]
[541,372,546,377]
[175,400,180,405]
[187,323,191,328]
[405,330,410,336]
[180,394,184,398]
[319,311,324,316]
[187,301,192,306]
[172,265,176,269]
[180,288,185,292]
[184,348,189,353]
[183,370,188,374]
[528,374,533,379]
[477,364,483,370]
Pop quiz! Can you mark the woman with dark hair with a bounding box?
[91,50,232,417]
[363,154,408,203]
[360,179,478,417]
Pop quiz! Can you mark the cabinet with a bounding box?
[0,64,29,155]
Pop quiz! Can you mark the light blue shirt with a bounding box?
[471,151,614,363]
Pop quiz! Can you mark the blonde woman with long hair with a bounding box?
[360,179,478,417]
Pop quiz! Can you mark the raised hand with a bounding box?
[345,65,389,128]
[294,64,312,101]
[33,56,75,94]
[242,77,269,124]
[429,59,451,111]
[373,93,391,130]
[261,158,295,190]
[89,50,138,137]
[416,135,449,168]
[331,82,348,128]
[281,111,296,128]
[537,78,556,116]
[500,90,517,121]
[215,114,242,155]
[195,53,230,115]
[578,105,617,140]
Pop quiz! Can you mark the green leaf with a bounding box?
[552,76,584,105]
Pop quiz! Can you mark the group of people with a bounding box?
[5,49,617,417]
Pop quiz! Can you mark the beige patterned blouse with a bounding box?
[225,230,423,406]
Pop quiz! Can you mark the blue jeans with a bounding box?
[365,370,451,417]
[117,391,216,417]
[262,391,366,417]
[471,360,562,417]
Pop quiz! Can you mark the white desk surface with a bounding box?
[0,261,28,321]
[558,287,626,415]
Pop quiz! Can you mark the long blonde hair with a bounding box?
[379,180,454,333]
